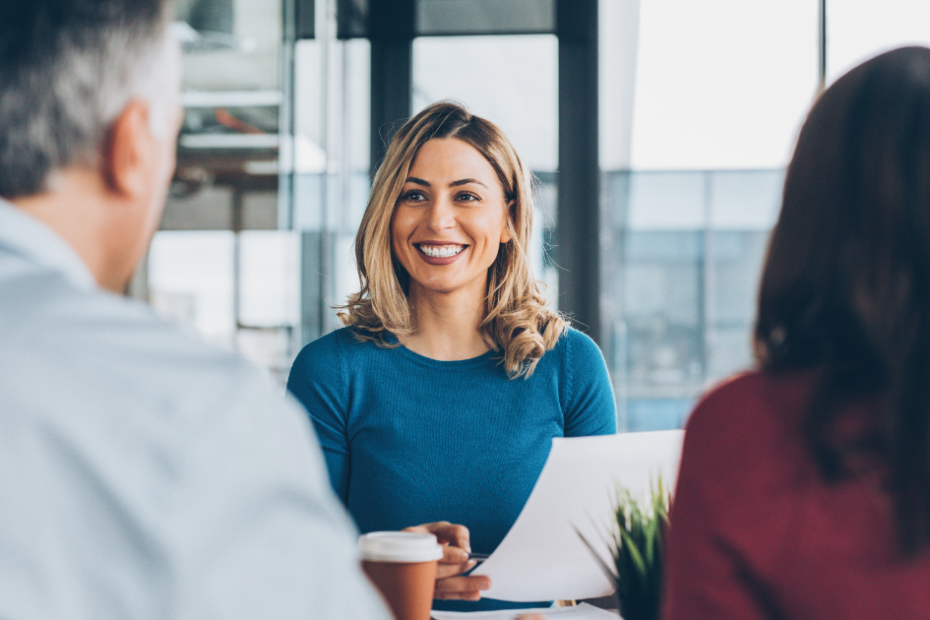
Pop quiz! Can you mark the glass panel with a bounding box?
[627,0,819,170]
[705,170,781,382]
[149,232,236,346]
[827,0,930,82]
[292,35,371,345]
[173,0,283,232]
[413,36,557,171]
[177,0,281,90]
[599,0,816,430]
[237,231,302,382]
[148,0,297,379]
[599,0,639,170]
[603,170,784,431]
[604,172,704,431]
[709,170,782,231]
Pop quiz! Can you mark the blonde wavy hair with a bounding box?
[339,101,566,378]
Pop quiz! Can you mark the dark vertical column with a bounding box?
[368,0,415,178]
[557,0,601,344]
[295,0,315,40]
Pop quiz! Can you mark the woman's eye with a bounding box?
[401,190,426,202]
[456,192,481,202]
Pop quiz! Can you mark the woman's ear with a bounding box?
[500,200,516,243]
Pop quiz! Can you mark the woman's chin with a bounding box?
[408,276,484,300]
[414,283,463,297]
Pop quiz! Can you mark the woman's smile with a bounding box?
[416,243,467,261]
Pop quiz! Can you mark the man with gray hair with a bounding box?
[0,2,391,618]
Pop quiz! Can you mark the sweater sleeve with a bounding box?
[286,332,351,505]
[661,378,787,620]
[562,329,617,437]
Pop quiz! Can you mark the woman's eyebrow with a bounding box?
[404,177,489,189]
[450,178,488,189]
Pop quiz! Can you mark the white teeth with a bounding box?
[418,244,465,258]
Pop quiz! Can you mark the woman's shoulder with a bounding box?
[290,327,376,374]
[550,326,606,367]
[688,369,815,434]
[560,326,599,349]
[682,369,817,483]
[296,326,345,356]
[303,326,378,353]
[542,327,615,420]
[524,326,608,382]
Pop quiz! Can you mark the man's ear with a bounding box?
[102,100,154,199]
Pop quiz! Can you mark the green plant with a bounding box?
[578,478,671,620]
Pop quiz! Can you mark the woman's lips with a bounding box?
[415,243,467,266]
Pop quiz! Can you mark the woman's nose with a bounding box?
[425,197,455,231]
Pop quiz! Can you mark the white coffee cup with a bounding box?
[359,532,444,620]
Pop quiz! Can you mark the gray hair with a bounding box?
[0,0,177,199]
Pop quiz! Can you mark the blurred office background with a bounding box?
[137,0,930,430]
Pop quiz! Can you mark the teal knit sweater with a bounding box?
[287,327,616,611]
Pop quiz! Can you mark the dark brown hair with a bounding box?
[755,46,930,553]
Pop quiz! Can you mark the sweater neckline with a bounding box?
[385,332,501,371]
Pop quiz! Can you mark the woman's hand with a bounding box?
[404,521,491,601]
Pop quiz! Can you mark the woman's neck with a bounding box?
[399,286,490,361]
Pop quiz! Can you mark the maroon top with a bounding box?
[662,369,930,620]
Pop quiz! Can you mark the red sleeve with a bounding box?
[661,374,799,620]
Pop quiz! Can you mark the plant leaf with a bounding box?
[619,524,647,576]
[574,525,619,587]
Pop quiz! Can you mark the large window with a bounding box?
[599,0,818,430]
[144,0,930,414]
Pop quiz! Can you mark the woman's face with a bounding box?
[391,137,513,303]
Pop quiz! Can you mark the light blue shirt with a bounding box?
[0,199,390,620]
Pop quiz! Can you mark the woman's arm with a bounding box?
[562,330,617,437]
[286,334,351,504]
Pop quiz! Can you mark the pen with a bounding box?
[467,553,490,561]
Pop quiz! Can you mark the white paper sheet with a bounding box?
[471,431,685,602]
[431,602,621,619]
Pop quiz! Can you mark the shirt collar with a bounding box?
[0,198,97,291]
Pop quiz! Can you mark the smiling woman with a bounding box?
[343,101,564,377]
[286,102,617,613]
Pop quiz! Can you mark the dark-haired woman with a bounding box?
[662,46,930,620]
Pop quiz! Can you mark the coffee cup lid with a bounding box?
[358,532,444,563]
